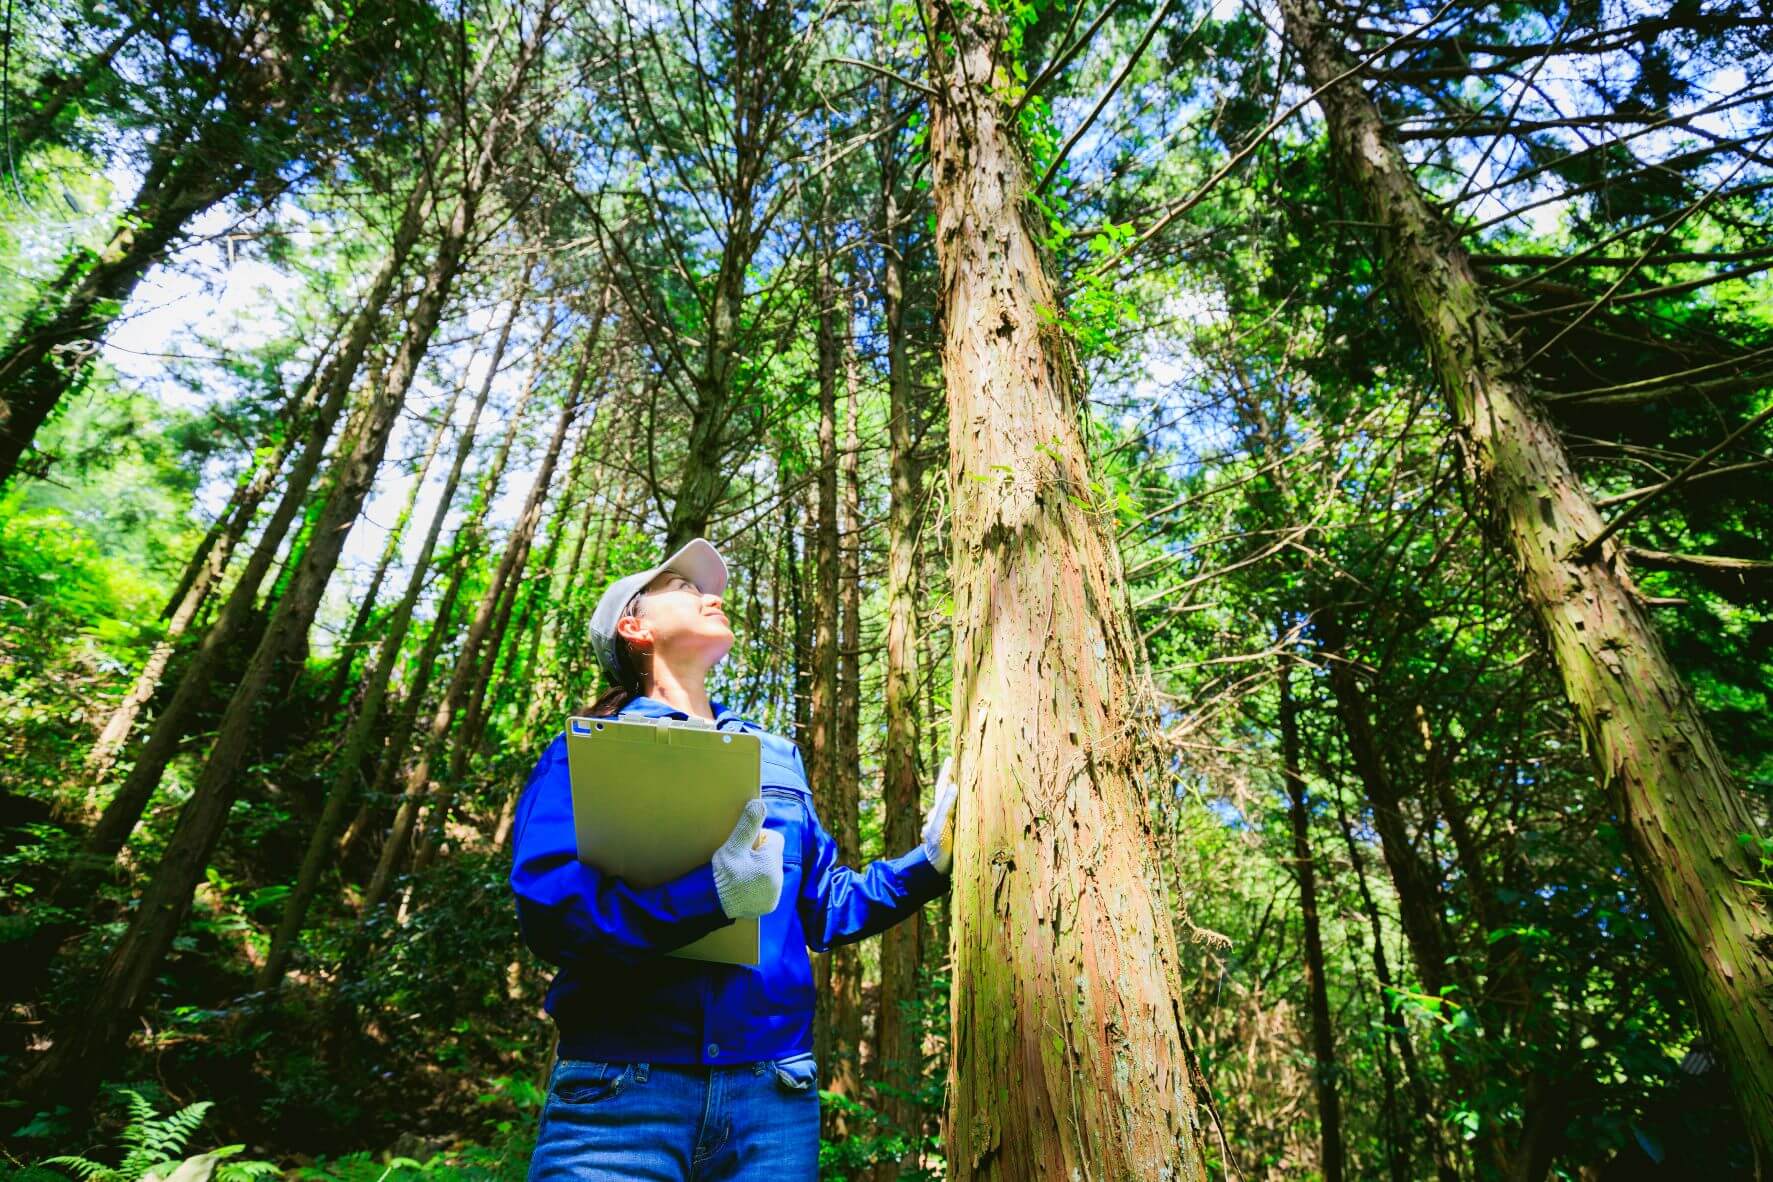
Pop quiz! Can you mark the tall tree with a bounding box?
[1278,648,1345,1182]
[808,229,859,1106]
[922,0,1211,1173]
[80,340,335,785]
[1279,0,1773,1154]
[258,318,504,988]
[871,100,928,1164]
[561,0,823,548]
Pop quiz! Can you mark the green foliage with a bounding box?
[35,1090,276,1182]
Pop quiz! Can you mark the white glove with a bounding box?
[920,756,958,875]
[712,798,784,919]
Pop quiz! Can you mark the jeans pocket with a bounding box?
[771,1051,818,1094]
[551,1058,635,1105]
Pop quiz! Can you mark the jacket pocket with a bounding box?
[551,1058,635,1104]
[771,1051,818,1093]
[763,786,805,868]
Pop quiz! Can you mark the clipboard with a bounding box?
[565,714,763,965]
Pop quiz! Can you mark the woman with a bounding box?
[510,536,957,1181]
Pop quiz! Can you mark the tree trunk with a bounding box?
[808,238,859,1113]
[348,564,470,873]
[792,488,812,747]
[11,26,540,1097]
[923,1,1210,1173]
[1281,0,1773,1152]
[833,277,867,1110]
[1279,651,1345,1182]
[1,301,393,1012]
[1317,612,1455,1002]
[318,391,455,715]
[487,423,597,853]
[1330,779,1452,1182]
[873,165,925,1171]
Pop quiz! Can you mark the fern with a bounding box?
[35,1091,277,1182]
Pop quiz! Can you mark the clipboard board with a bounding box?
[564,714,762,965]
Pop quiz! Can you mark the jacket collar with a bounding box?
[618,693,744,727]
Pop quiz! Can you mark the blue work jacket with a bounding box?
[509,693,949,1065]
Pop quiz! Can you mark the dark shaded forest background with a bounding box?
[1,0,1769,1177]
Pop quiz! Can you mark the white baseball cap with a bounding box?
[588,537,728,685]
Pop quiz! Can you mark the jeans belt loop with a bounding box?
[635,1062,649,1083]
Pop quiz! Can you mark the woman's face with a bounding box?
[618,569,734,671]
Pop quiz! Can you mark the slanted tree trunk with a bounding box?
[923,1,1210,1173]
[0,120,242,485]
[11,25,543,1100]
[258,328,500,989]
[81,345,332,786]
[1281,0,1773,1152]
[375,320,596,900]
[72,174,436,872]
[486,413,602,851]
[1278,650,1345,1182]
[318,392,455,715]
[347,565,470,873]
[2,281,406,1011]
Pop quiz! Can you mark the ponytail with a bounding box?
[580,588,648,718]
[584,685,636,718]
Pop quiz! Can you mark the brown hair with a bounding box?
[583,587,649,717]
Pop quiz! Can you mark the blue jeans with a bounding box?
[526,1054,820,1182]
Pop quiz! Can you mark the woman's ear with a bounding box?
[614,614,651,649]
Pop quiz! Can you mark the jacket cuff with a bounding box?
[898,841,953,898]
[667,859,729,922]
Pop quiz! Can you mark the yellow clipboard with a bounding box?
[564,714,762,965]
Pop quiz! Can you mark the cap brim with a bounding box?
[660,537,728,596]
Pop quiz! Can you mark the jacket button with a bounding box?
[706,1043,720,1058]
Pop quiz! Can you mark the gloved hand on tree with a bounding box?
[921,756,958,875]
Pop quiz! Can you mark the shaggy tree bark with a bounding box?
[1282,0,1773,1153]
[923,1,1210,1174]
